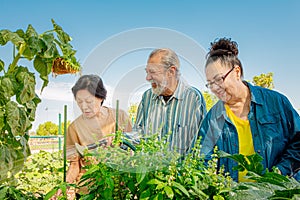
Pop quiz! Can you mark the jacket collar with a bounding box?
[212,81,264,120]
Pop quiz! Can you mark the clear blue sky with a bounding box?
[1,0,300,130]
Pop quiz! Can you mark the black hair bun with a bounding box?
[208,38,238,57]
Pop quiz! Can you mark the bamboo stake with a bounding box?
[63,105,67,182]
[115,99,119,131]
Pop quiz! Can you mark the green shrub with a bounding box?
[0,185,42,200]
[15,151,64,195]
[44,132,300,199]
[75,134,233,199]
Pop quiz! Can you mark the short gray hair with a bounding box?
[148,48,180,71]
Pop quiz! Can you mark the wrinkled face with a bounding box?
[75,89,103,119]
[205,61,238,103]
[145,54,169,95]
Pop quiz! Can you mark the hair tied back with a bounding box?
[206,38,239,59]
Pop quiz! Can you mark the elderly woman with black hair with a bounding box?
[198,38,300,182]
[65,74,132,197]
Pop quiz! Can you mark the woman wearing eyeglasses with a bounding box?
[198,38,300,182]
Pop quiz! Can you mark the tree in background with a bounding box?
[203,91,218,111]
[36,120,70,136]
[36,121,58,136]
[252,72,274,90]
[128,103,139,124]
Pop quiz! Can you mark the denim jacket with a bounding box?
[199,82,300,181]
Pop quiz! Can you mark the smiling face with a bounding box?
[75,89,103,119]
[145,54,169,95]
[205,61,240,103]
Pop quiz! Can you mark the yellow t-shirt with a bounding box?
[225,104,254,182]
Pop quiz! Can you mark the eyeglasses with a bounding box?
[205,67,235,89]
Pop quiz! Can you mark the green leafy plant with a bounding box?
[0,19,80,184]
[0,151,65,200]
[0,185,42,200]
[45,134,300,199]
[15,151,64,195]
[220,151,300,199]
[67,134,233,200]
[44,181,75,200]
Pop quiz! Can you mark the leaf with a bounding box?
[103,188,113,200]
[44,188,58,200]
[218,151,264,175]
[273,189,300,198]
[231,182,277,199]
[33,55,50,92]
[0,30,25,47]
[172,182,190,197]
[153,193,163,200]
[0,143,26,183]
[51,19,71,44]
[213,194,225,200]
[22,36,40,60]
[25,24,38,38]
[25,100,38,121]
[44,43,58,59]
[0,59,4,72]
[147,179,164,185]
[0,186,8,199]
[138,175,149,191]
[244,154,264,174]
[60,43,76,56]
[106,176,114,189]
[41,33,59,58]
[156,182,165,190]
[15,29,25,38]
[164,186,174,199]
[247,171,292,187]
[6,101,29,136]
[0,76,16,105]
[140,189,151,200]
[136,164,147,185]
[15,68,36,104]
[18,136,31,157]
[32,94,42,105]
[0,109,4,131]
[80,165,100,180]
[0,30,12,45]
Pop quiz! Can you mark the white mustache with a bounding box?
[149,80,157,85]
